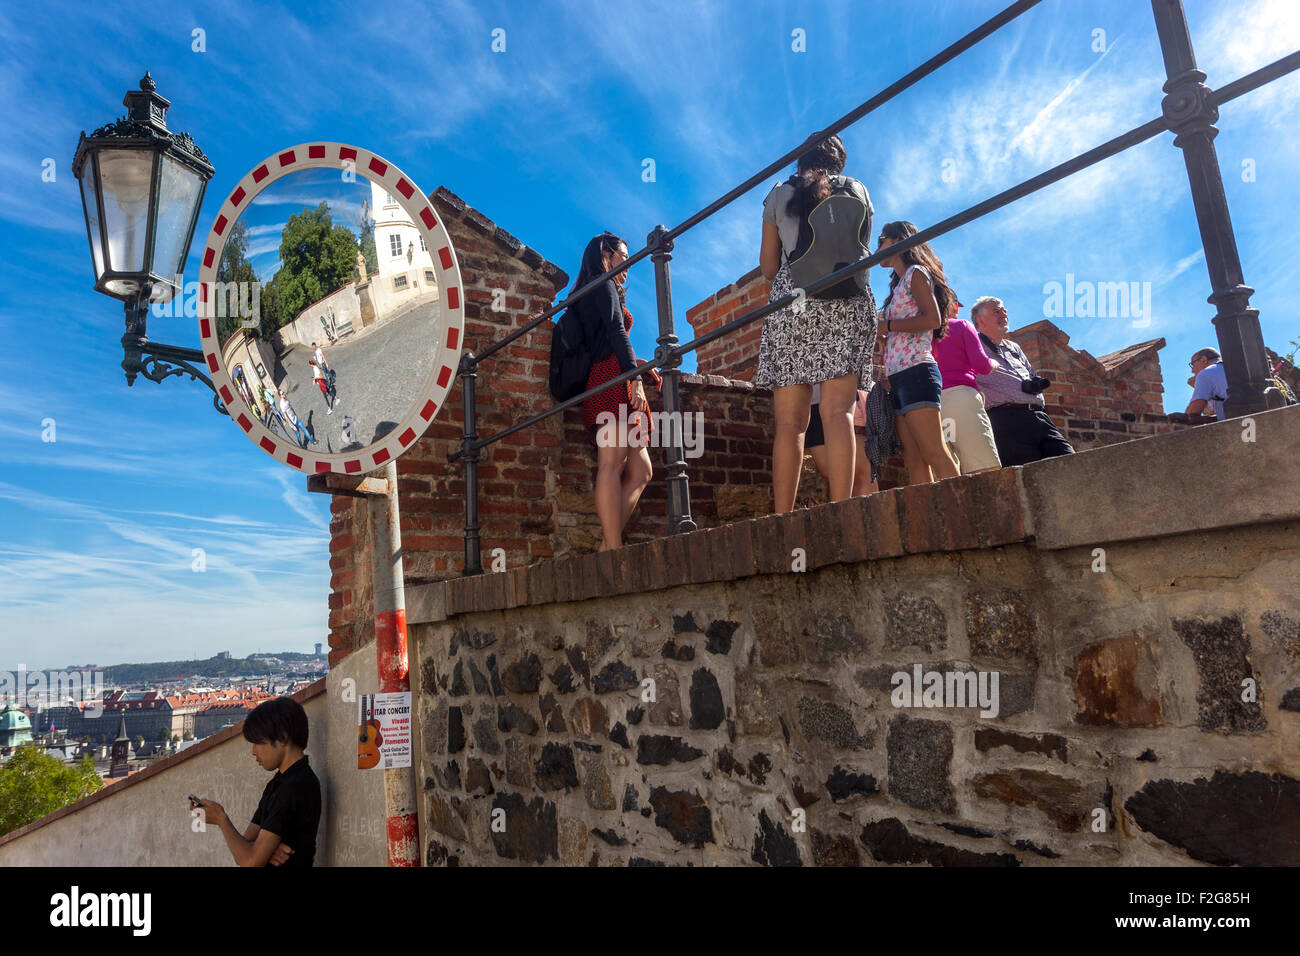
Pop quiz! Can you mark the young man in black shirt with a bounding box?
[193,697,322,867]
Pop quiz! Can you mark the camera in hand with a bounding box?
[1021,375,1051,395]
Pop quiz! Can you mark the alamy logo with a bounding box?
[149,275,262,325]
[1042,273,1152,326]
[595,409,705,458]
[0,667,105,717]
[49,886,151,936]
[891,665,1000,718]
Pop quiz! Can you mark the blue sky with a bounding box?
[0,0,1296,669]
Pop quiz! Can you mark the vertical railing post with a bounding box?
[1151,0,1277,416]
[458,351,484,575]
[649,225,697,534]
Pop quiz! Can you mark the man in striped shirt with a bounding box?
[971,297,1074,467]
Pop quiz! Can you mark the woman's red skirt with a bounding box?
[584,354,653,443]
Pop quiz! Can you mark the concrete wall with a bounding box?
[275,282,362,350]
[405,406,1300,866]
[0,668,389,867]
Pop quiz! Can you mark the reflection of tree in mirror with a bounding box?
[216,219,258,344]
[269,203,361,331]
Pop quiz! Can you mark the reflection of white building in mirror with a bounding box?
[369,179,439,318]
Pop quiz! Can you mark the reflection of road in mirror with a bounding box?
[277,294,442,453]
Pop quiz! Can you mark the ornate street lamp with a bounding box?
[73,72,223,408]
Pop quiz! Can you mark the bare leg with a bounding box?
[902,407,960,480]
[895,413,932,485]
[595,442,632,551]
[818,374,859,502]
[620,446,653,528]
[852,433,876,495]
[771,384,813,513]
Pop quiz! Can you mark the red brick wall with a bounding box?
[685,267,768,379]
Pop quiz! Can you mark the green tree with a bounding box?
[271,202,360,330]
[157,726,170,742]
[215,219,260,346]
[0,746,103,836]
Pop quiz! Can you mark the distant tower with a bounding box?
[109,715,131,778]
[315,643,322,656]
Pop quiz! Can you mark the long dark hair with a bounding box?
[573,232,628,308]
[785,134,847,221]
[879,221,954,342]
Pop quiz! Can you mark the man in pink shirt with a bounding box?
[932,305,1002,474]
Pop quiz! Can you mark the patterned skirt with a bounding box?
[755,261,878,389]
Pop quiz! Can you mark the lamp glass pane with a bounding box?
[98,148,155,274]
[153,154,204,285]
[80,156,105,279]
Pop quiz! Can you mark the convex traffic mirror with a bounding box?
[196,144,463,473]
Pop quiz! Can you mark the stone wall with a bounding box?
[406,406,1300,865]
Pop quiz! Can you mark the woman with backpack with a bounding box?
[876,220,960,483]
[571,232,662,552]
[757,134,878,513]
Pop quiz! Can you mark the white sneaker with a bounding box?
[327,408,333,415]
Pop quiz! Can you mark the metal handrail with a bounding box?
[451,0,1299,575]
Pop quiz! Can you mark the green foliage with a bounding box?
[215,219,259,346]
[0,747,102,837]
[157,726,171,741]
[271,203,360,330]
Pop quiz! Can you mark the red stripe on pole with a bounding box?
[339,147,357,162]
[315,460,331,473]
[200,318,211,338]
[372,448,390,465]
[396,178,413,198]
[437,246,452,269]
[219,386,234,404]
[203,248,214,268]
[278,149,297,167]
[399,428,416,446]
[308,144,325,159]
[286,452,303,467]
[368,157,388,176]
[386,813,419,867]
[230,186,246,206]
[446,287,459,310]
[375,609,409,690]
[421,209,437,229]
[446,327,459,350]
[252,164,269,182]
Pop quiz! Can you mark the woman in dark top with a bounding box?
[573,233,662,551]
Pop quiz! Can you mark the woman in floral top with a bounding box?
[876,221,960,483]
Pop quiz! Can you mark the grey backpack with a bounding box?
[786,175,872,300]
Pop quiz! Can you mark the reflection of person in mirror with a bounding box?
[278,389,313,447]
[310,359,336,414]
[262,384,285,432]
[573,232,662,552]
[190,697,321,867]
[311,342,331,374]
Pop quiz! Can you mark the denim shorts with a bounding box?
[889,362,943,415]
